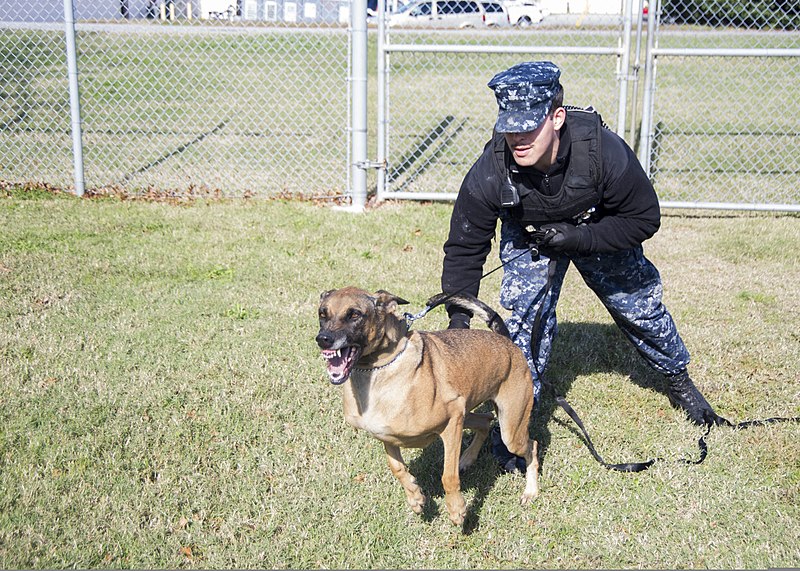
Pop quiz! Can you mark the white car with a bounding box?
[480,1,511,26]
[502,0,544,26]
[387,0,509,28]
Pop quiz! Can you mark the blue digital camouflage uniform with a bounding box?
[498,217,691,400]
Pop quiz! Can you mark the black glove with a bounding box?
[540,222,591,254]
[447,311,471,330]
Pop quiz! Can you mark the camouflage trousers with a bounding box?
[498,220,690,400]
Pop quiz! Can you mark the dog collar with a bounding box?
[353,338,409,373]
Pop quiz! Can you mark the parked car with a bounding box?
[502,0,544,26]
[387,0,509,28]
[480,1,511,26]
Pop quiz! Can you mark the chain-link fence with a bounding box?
[644,0,800,208]
[1,0,349,197]
[378,36,626,199]
[377,0,800,210]
[3,0,799,208]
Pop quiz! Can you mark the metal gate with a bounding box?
[2,0,798,209]
[638,0,800,211]
[373,0,800,211]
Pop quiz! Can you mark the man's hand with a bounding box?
[540,222,591,254]
[448,311,471,329]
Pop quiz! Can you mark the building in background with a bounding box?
[1,0,349,23]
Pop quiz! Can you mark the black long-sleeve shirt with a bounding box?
[441,117,661,298]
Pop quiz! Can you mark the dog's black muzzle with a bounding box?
[316,331,336,350]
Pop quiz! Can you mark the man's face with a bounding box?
[503,107,565,171]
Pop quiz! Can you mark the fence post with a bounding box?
[637,0,658,174]
[627,0,646,148]
[376,0,387,202]
[63,0,85,197]
[348,0,369,211]
[615,0,632,137]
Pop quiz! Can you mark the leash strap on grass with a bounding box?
[530,258,800,472]
[732,416,800,429]
[553,392,659,472]
[552,389,800,471]
[528,258,665,472]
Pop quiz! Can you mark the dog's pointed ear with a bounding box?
[374,290,409,312]
[319,289,335,302]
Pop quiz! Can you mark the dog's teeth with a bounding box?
[336,349,342,357]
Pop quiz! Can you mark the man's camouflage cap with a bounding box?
[488,61,561,133]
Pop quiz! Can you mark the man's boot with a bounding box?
[490,424,527,474]
[666,370,730,426]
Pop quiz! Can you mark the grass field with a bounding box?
[0,187,798,568]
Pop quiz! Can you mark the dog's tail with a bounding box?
[425,292,511,339]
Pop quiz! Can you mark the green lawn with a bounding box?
[0,187,798,568]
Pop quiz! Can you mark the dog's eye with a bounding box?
[318,308,328,319]
[347,309,362,321]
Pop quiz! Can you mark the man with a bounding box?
[440,61,726,471]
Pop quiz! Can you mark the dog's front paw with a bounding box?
[519,478,539,506]
[445,493,467,526]
[406,490,426,514]
[448,510,466,526]
[520,477,539,505]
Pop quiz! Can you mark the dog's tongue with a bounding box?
[321,346,359,385]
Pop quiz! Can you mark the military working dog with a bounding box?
[316,286,538,526]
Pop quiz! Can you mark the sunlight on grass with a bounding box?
[0,192,798,568]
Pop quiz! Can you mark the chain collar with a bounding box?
[353,338,410,373]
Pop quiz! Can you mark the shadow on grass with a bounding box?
[533,320,671,469]
[406,433,500,535]
[406,320,672,533]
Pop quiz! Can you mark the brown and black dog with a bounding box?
[316,286,538,526]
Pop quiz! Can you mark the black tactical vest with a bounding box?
[494,108,604,224]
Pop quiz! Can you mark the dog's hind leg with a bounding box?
[496,370,539,503]
[459,412,494,472]
[498,417,540,503]
[384,442,425,515]
[521,439,539,504]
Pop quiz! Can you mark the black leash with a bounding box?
[530,259,799,471]
[404,247,532,327]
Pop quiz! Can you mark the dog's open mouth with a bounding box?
[321,346,362,385]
